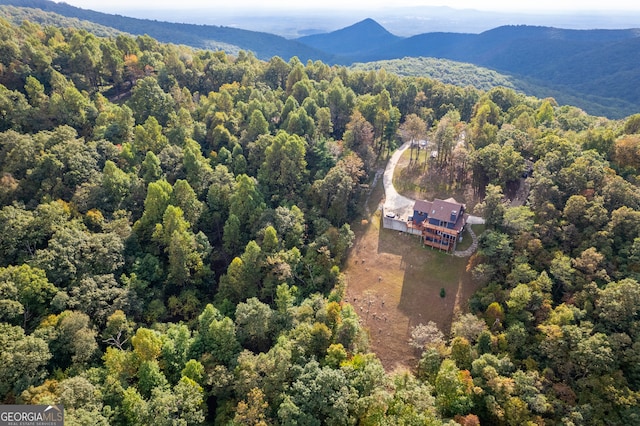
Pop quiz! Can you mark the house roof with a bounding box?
[413,200,432,214]
[429,199,464,223]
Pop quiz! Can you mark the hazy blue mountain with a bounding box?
[2,0,640,117]
[342,25,640,64]
[48,4,640,38]
[296,18,402,56]
[309,24,640,117]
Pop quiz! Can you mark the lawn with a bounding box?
[345,208,479,372]
[343,147,483,371]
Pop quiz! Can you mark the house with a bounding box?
[409,198,467,252]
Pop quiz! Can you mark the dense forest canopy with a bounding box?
[349,57,518,92]
[1,16,640,425]
[3,1,640,119]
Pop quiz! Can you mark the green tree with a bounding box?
[128,76,175,126]
[49,84,97,134]
[181,359,205,385]
[280,359,357,425]
[264,56,291,89]
[138,360,169,398]
[469,101,499,149]
[183,139,214,196]
[134,179,173,241]
[161,323,193,384]
[0,264,57,329]
[478,184,506,230]
[143,377,205,425]
[218,240,263,304]
[258,131,307,205]
[471,144,502,193]
[133,116,168,157]
[400,113,427,164]
[434,359,474,417]
[432,109,460,168]
[121,387,148,425]
[285,107,316,138]
[67,274,130,327]
[132,327,163,362]
[311,153,365,226]
[0,323,52,400]
[261,225,279,254]
[315,107,333,138]
[497,144,526,184]
[245,109,269,142]
[273,205,306,250]
[203,316,241,365]
[101,160,131,210]
[34,226,124,286]
[235,297,274,353]
[57,375,106,423]
[140,151,162,184]
[153,205,209,287]
[536,99,555,125]
[228,174,265,245]
[450,336,474,370]
[223,214,243,256]
[596,279,640,332]
[44,310,98,368]
[170,179,203,229]
[343,110,375,171]
[386,372,439,425]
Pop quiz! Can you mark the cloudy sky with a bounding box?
[55,0,640,12]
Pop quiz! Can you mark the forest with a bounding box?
[4,0,640,119]
[1,15,640,426]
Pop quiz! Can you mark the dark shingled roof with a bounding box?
[413,200,432,214]
[430,199,464,223]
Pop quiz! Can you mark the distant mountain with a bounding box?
[339,25,640,66]
[306,23,640,117]
[0,0,332,62]
[2,0,640,118]
[296,18,402,56]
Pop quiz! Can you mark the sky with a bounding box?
[55,0,640,13]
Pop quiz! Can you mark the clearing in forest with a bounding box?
[344,208,479,372]
[344,147,481,371]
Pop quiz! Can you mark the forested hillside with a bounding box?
[349,57,518,92]
[0,0,331,61]
[304,21,640,118]
[1,15,640,425]
[4,0,640,118]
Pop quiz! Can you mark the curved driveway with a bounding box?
[381,142,484,256]
[382,142,416,221]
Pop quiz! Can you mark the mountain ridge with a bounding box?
[2,0,640,117]
[296,18,402,56]
[0,0,333,62]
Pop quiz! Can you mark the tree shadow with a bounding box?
[395,242,472,337]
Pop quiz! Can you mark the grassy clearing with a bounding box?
[471,224,486,235]
[344,146,483,371]
[345,208,478,371]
